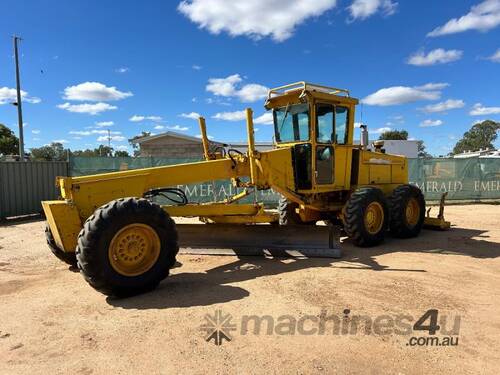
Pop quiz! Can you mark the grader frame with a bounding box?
[42,82,445,296]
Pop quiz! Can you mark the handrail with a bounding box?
[267,81,350,100]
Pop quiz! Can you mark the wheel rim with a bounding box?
[364,202,384,235]
[108,223,161,277]
[405,197,420,227]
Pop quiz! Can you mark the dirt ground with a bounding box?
[0,205,499,374]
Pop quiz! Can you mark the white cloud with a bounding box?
[362,83,447,106]
[31,129,40,134]
[116,145,129,151]
[97,135,126,142]
[390,115,405,123]
[95,121,114,127]
[178,0,338,42]
[469,103,500,115]
[166,125,189,131]
[95,130,122,135]
[72,136,82,140]
[370,126,392,134]
[421,99,465,113]
[212,110,272,124]
[348,0,398,21]
[69,130,91,136]
[57,102,117,115]
[206,74,268,102]
[212,110,246,121]
[487,48,500,62]
[154,124,189,131]
[180,112,201,119]
[62,82,132,101]
[428,0,500,37]
[254,112,274,125]
[195,134,214,140]
[205,97,231,106]
[53,139,68,144]
[192,64,202,70]
[420,119,443,127]
[115,67,130,73]
[236,83,269,102]
[129,115,163,122]
[415,83,449,90]
[206,74,242,96]
[69,130,121,136]
[0,87,41,105]
[129,115,144,122]
[407,49,463,66]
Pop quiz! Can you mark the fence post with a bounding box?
[0,164,4,221]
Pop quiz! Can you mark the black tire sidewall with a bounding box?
[77,198,178,295]
[45,223,77,265]
[344,187,389,247]
[94,211,173,289]
[389,185,425,238]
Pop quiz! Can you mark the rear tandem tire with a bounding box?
[343,187,389,247]
[45,224,77,266]
[388,184,425,238]
[76,198,179,297]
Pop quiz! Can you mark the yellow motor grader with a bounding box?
[42,82,446,296]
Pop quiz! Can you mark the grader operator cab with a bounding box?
[42,82,444,296]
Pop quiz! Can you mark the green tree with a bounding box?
[452,120,500,155]
[114,150,130,157]
[95,145,114,157]
[72,149,98,157]
[129,131,151,157]
[417,141,432,158]
[379,129,408,140]
[0,123,20,156]
[30,142,69,161]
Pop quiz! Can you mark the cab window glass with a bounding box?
[316,104,334,143]
[274,104,310,142]
[335,106,348,144]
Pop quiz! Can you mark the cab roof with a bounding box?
[264,81,359,110]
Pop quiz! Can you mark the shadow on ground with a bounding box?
[107,225,499,309]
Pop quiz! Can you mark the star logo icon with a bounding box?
[200,309,237,346]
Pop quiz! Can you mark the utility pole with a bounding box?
[107,129,111,149]
[13,36,25,161]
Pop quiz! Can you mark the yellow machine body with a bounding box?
[43,82,423,253]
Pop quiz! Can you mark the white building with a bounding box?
[354,139,419,158]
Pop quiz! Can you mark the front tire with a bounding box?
[388,184,425,238]
[343,187,389,247]
[76,198,178,296]
[45,224,77,266]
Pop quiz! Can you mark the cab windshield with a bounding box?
[273,104,310,143]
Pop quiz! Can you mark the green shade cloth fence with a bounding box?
[70,156,500,203]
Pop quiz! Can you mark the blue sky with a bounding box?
[1,0,500,156]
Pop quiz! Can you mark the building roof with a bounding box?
[131,131,273,146]
[130,131,211,145]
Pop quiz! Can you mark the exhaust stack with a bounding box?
[360,124,369,150]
